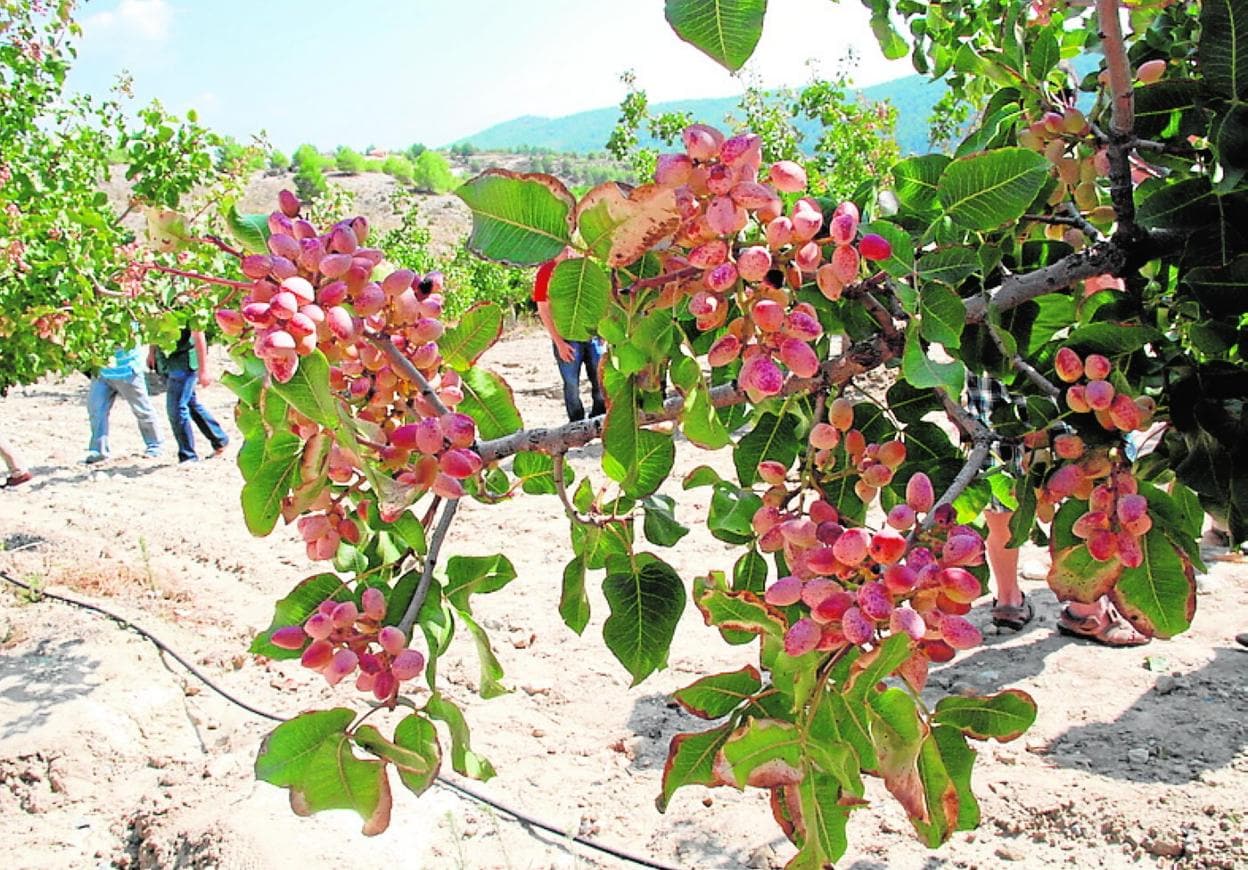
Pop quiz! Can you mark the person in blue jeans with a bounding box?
[533,250,606,422]
[85,341,163,463]
[152,328,228,463]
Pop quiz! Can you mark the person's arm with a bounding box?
[536,299,574,363]
[147,345,158,371]
[193,331,212,386]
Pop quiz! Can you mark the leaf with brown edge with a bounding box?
[456,169,575,266]
[1047,543,1122,604]
[1109,529,1196,639]
[867,688,928,824]
[844,633,912,700]
[575,182,681,268]
[674,665,763,719]
[657,723,732,811]
[714,718,804,789]
[932,689,1038,742]
[692,574,786,639]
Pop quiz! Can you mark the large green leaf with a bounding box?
[1063,324,1162,355]
[932,690,1038,741]
[241,450,300,536]
[938,148,1049,231]
[269,350,339,429]
[708,482,764,544]
[456,169,574,266]
[734,411,799,485]
[674,665,762,719]
[1136,177,1215,231]
[917,247,979,288]
[1200,0,1248,100]
[513,451,559,495]
[444,554,517,612]
[663,0,767,72]
[250,573,348,659]
[919,283,966,349]
[788,771,853,869]
[868,688,926,824]
[682,381,731,449]
[438,302,504,370]
[559,555,591,635]
[549,258,609,342]
[602,553,686,685]
[458,367,523,440]
[353,715,441,796]
[1111,529,1196,639]
[603,372,675,498]
[1048,543,1122,603]
[658,724,732,811]
[1184,256,1248,316]
[255,709,392,835]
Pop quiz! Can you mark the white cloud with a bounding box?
[83,0,173,43]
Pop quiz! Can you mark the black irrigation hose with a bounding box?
[0,566,681,870]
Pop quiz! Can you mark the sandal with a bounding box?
[991,595,1035,631]
[2,470,32,489]
[1057,605,1150,647]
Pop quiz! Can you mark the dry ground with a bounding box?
[1,329,1246,870]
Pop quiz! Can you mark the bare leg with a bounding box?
[985,509,1022,607]
[0,435,21,474]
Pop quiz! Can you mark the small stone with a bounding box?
[1155,675,1178,694]
[1127,748,1150,764]
[509,631,534,649]
[995,846,1025,861]
[531,728,545,738]
[747,845,779,869]
[1143,839,1184,858]
[183,684,201,697]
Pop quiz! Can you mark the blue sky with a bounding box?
[68,0,914,152]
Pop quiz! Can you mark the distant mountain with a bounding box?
[450,74,949,156]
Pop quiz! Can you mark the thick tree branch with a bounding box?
[909,393,995,540]
[963,238,1128,323]
[476,335,898,464]
[1097,0,1140,237]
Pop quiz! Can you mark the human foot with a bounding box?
[2,469,32,488]
[1057,605,1149,647]
[991,595,1035,631]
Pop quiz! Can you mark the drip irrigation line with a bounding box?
[0,562,682,870]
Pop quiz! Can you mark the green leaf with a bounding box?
[559,555,591,635]
[457,608,508,699]
[1184,256,1248,317]
[734,411,799,485]
[902,323,965,395]
[859,220,916,287]
[658,724,732,811]
[663,0,767,72]
[513,451,559,495]
[444,554,517,612]
[223,353,269,408]
[570,518,634,570]
[225,203,271,255]
[424,694,495,781]
[1029,25,1059,77]
[917,247,980,288]
[789,771,853,869]
[931,725,980,831]
[683,465,723,489]
[353,715,441,796]
[674,665,763,719]
[241,451,300,536]
[683,382,732,449]
[693,575,786,639]
[268,350,340,429]
[255,709,392,835]
[733,549,768,594]
[845,633,913,701]
[938,148,1049,231]
[1048,543,1122,603]
[886,380,943,426]
[933,689,1038,741]
[1136,177,1215,231]
[456,169,574,266]
[1063,324,1161,355]
[708,482,763,544]
[1200,0,1248,100]
[602,553,686,685]
[1111,529,1195,639]
[870,12,908,59]
[718,718,803,788]
[250,573,347,659]
[892,155,950,214]
[603,401,676,499]
[642,494,690,547]
[438,302,504,370]
[867,688,926,825]
[919,283,966,349]
[549,258,609,341]
[458,367,523,440]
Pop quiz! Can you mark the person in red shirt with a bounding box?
[533,248,606,422]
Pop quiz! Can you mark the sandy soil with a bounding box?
[1,329,1246,870]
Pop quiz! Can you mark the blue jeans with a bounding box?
[87,372,162,458]
[166,368,228,462]
[554,339,606,422]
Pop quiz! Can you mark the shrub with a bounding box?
[268,150,290,171]
[335,146,366,174]
[382,154,415,183]
[410,151,457,194]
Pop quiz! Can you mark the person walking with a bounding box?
[85,340,163,463]
[153,327,228,463]
[533,249,606,422]
[0,431,32,488]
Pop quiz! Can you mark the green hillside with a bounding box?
[450,74,948,156]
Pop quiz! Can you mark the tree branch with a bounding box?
[372,335,452,418]
[476,335,898,464]
[552,453,596,525]
[1097,0,1140,236]
[962,238,1128,323]
[983,310,1062,399]
[908,392,995,540]
[397,498,458,638]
